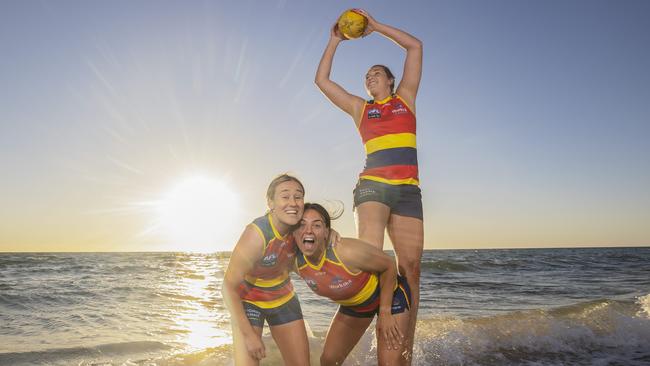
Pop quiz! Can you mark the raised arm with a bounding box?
[221,225,266,361]
[357,9,423,109]
[315,24,366,126]
[336,238,403,350]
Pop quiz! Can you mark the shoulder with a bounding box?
[239,224,266,248]
[250,214,273,243]
[331,240,361,272]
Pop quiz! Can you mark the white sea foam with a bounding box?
[637,293,650,318]
[412,298,650,366]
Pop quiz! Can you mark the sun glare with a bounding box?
[156,175,240,252]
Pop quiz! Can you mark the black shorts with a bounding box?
[353,179,423,220]
[339,275,412,318]
[243,295,303,327]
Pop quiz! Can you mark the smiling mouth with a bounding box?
[302,237,315,250]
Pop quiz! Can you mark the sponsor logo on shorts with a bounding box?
[356,187,378,199]
[246,308,261,318]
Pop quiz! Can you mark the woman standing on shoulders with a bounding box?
[222,174,310,365]
[315,9,424,360]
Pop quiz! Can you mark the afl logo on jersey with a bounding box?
[367,108,381,119]
[261,253,278,267]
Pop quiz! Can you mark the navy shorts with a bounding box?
[353,179,423,220]
[339,275,412,318]
[243,295,303,327]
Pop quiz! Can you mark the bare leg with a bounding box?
[269,319,310,366]
[355,201,391,250]
[232,323,263,366]
[387,214,424,365]
[377,310,411,366]
[320,311,374,366]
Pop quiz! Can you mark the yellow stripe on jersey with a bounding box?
[359,175,420,186]
[244,273,288,288]
[364,133,417,155]
[243,291,295,309]
[336,274,379,306]
[331,247,362,276]
[298,249,327,271]
[268,214,283,240]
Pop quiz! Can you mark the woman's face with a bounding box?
[365,66,393,97]
[293,209,329,258]
[268,180,304,226]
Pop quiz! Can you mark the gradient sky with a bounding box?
[1,0,649,252]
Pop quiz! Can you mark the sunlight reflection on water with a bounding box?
[163,254,232,351]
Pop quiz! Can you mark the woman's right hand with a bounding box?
[245,331,266,360]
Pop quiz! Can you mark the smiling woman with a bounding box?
[156,175,240,252]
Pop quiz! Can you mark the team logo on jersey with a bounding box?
[260,253,278,267]
[367,108,381,119]
[329,275,353,290]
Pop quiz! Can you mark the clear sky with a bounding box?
[1,0,649,252]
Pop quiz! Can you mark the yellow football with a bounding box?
[337,10,368,40]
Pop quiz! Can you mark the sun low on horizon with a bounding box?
[148,175,242,253]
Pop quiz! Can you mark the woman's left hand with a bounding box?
[351,8,379,37]
[377,313,403,350]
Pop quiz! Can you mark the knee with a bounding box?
[398,256,421,278]
[320,352,344,366]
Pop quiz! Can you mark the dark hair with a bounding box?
[266,174,305,201]
[370,64,395,93]
[303,202,343,229]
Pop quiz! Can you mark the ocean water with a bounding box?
[1,248,649,366]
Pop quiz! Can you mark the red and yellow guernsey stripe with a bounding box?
[238,214,296,309]
[296,246,379,307]
[358,94,419,186]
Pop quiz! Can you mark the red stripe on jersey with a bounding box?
[359,96,416,143]
[361,165,419,180]
[238,282,295,302]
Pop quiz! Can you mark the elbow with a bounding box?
[221,277,236,300]
[314,77,325,90]
[410,38,423,51]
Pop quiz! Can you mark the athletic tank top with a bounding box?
[358,94,419,186]
[296,246,378,307]
[238,214,296,309]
